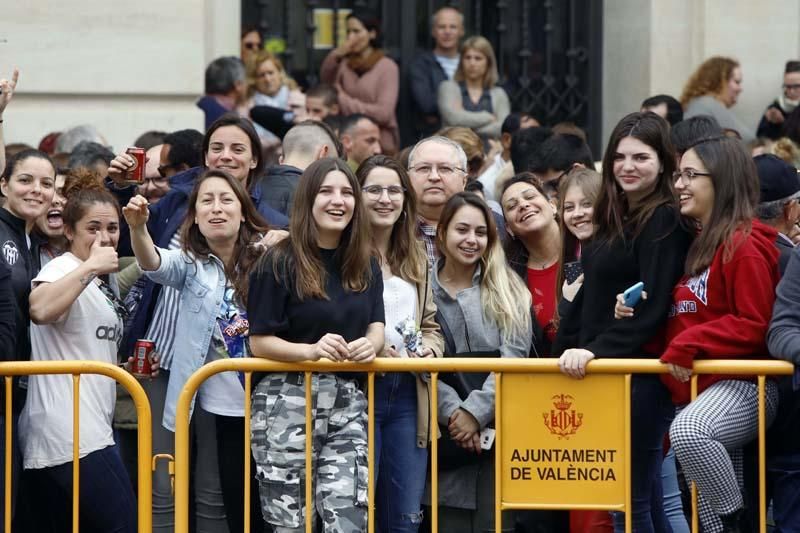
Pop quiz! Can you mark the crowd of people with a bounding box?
[3,5,800,533]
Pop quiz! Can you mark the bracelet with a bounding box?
[79,273,97,286]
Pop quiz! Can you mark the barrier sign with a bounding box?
[501,374,628,507]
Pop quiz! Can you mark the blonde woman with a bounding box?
[431,191,531,532]
[437,36,510,138]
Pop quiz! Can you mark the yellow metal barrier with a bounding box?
[0,361,153,533]
[172,358,793,533]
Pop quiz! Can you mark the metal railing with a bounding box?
[0,361,153,533]
[172,357,793,533]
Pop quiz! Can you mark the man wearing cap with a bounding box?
[757,60,800,140]
[755,153,800,274]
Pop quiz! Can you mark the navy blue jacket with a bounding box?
[112,166,288,356]
[409,51,449,138]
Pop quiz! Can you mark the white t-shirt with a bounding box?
[435,54,460,80]
[20,253,121,469]
[383,276,417,356]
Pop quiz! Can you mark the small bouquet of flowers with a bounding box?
[395,317,422,355]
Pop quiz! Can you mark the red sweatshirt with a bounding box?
[660,220,780,404]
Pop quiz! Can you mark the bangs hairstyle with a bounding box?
[268,157,373,300]
[555,168,601,305]
[683,136,759,276]
[356,155,426,283]
[500,172,552,272]
[680,56,739,107]
[202,113,264,187]
[595,112,679,244]
[437,192,531,345]
[454,36,499,89]
[181,169,270,306]
[61,170,119,229]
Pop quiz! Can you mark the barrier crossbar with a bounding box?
[173,358,793,533]
[0,361,153,533]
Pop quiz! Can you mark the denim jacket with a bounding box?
[144,247,227,431]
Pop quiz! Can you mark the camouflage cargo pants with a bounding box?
[251,372,368,533]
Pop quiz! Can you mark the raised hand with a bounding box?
[85,232,119,275]
[0,68,19,116]
[122,195,151,228]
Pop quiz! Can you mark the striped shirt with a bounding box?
[144,230,182,370]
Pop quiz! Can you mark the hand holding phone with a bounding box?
[623,282,645,307]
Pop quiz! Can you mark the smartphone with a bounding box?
[623,282,645,307]
[480,428,496,450]
[564,261,583,284]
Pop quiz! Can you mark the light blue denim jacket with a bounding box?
[143,247,227,432]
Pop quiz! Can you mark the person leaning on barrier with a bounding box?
[23,173,159,533]
[356,155,444,532]
[247,157,384,533]
[556,112,693,532]
[617,136,782,533]
[124,169,271,533]
[429,192,531,533]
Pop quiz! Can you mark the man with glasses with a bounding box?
[141,128,204,206]
[758,60,800,140]
[407,136,470,264]
[529,132,595,200]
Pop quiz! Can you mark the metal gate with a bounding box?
[242,0,603,155]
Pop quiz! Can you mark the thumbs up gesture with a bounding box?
[122,195,150,229]
[85,232,119,275]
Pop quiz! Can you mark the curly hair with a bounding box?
[680,56,739,107]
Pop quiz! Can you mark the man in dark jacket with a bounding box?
[754,154,800,275]
[257,121,339,217]
[409,6,464,138]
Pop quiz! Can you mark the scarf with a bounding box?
[778,93,800,114]
[346,49,385,76]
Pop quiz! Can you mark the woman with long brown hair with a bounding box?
[247,157,384,532]
[124,169,271,532]
[355,154,443,532]
[618,136,781,531]
[556,112,693,532]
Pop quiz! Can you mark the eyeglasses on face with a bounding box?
[142,176,169,187]
[673,169,712,184]
[783,84,800,91]
[407,163,466,179]
[361,185,405,200]
[244,42,261,51]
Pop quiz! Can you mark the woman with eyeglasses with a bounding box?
[438,36,510,138]
[616,136,781,532]
[556,112,693,533]
[355,154,443,532]
[431,191,531,533]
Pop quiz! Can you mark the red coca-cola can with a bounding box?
[125,147,146,183]
[132,339,155,378]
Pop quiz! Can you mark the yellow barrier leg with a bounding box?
[72,375,80,533]
[245,372,252,533]
[758,376,766,533]
[305,372,313,533]
[495,372,502,533]
[4,377,11,533]
[367,372,375,533]
[690,375,698,533]
[624,375,632,533]
[430,373,438,533]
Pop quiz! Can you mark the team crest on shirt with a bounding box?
[685,268,710,306]
[2,241,19,266]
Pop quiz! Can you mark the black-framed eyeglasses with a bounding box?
[243,42,261,51]
[141,176,169,187]
[783,84,800,91]
[361,185,406,200]
[673,169,712,184]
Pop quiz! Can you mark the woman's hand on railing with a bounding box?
[558,348,595,379]
[347,337,376,363]
[664,362,692,383]
[308,333,349,362]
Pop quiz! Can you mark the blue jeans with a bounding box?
[662,447,689,533]
[613,375,674,533]
[26,444,136,533]
[373,373,427,533]
[768,452,800,532]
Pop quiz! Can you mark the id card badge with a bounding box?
[480,427,496,450]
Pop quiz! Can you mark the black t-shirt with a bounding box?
[248,246,384,379]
